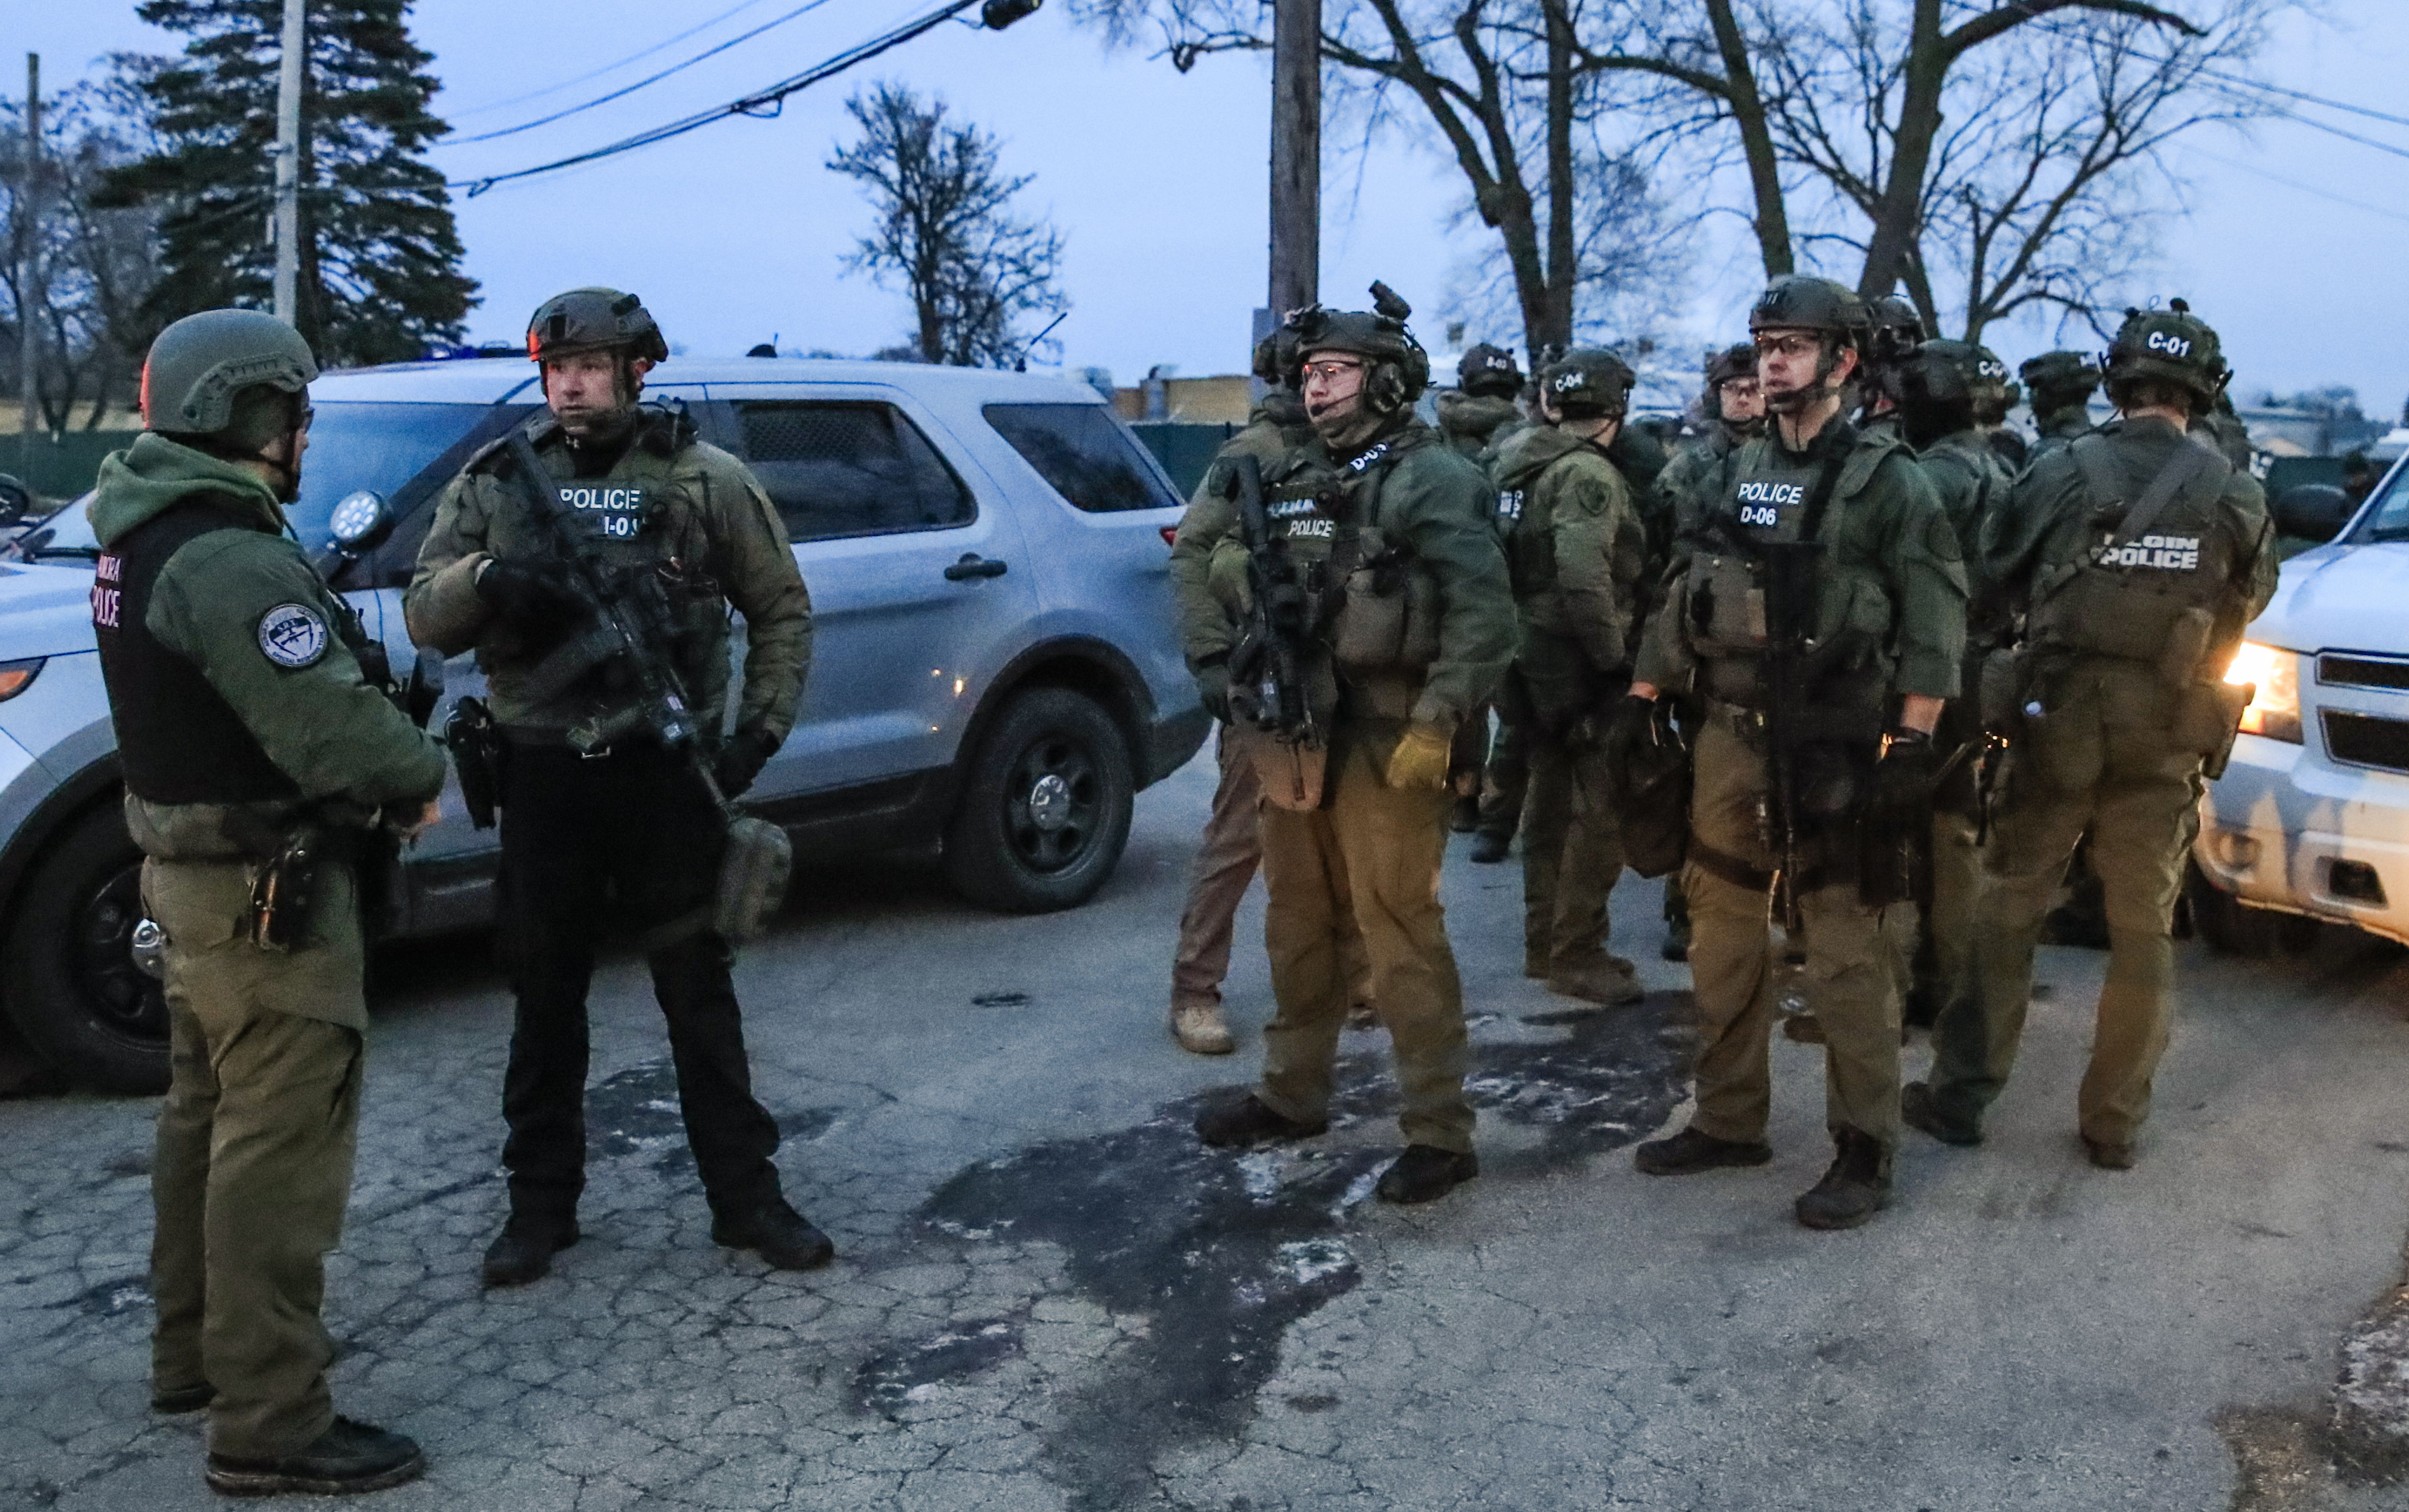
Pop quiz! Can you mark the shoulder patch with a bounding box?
[256,602,330,669]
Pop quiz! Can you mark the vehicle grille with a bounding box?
[2322,711,2409,774]
[2320,654,2409,692]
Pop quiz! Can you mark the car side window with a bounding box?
[981,402,1182,514]
[733,401,975,543]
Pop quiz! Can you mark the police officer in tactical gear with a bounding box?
[1489,349,1651,1003]
[1893,340,2016,1029]
[1906,301,2275,1169]
[2021,351,2102,463]
[1179,286,1516,1205]
[95,309,446,1495]
[1615,275,1966,1229]
[1433,342,1531,837]
[1168,323,1375,1053]
[405,288,826,1284]
[1436,342,1529,462]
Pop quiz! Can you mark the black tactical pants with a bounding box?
[497,740,781,1227]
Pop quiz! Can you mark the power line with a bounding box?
[452,0,1031,198]
[445,0,843,145]
[444,0,774,120]
[2182,144,2409,228]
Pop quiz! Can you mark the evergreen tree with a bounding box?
[103,1,475,366]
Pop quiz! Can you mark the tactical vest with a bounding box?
[471,414,731,726]
[2025,432,2247,684]
[1258,431,1443,715]
[1682,437,1894,736]
[94,500,306,805]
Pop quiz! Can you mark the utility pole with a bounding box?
[1266,0,1320,320]
[17,53,37,482]
[272,0,305,325]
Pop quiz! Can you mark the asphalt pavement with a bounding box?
[4,747,2408,1511]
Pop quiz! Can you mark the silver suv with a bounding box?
[0,357,1207,1091]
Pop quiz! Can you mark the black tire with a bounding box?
[942,687,1134,913]
[2186,859,2277,958]
[4,803,169,1094]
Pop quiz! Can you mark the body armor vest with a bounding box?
[95,500,305,805]
[2026,431,2246,685]
[1259,431,1443,707]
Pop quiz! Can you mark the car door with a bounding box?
[704,383,1039,798]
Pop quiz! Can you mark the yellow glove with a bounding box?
[1384,720,1455,791]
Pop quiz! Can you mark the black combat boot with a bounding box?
[480,1217,579,1290]
[1194,1092,1326,1148]
[1376,1145,1479,1204]
[1900,1081,1981,1146]
[1633,1125,1773,1175]
[150,1381,214,1414]
[712,1198,837,1270]
[1794,1128,1893,1230]
[1469,830,1513,864]
[1449,794,1480,833]
[205,1417,426,1496]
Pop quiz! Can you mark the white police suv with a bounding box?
[0,356,1206,1090]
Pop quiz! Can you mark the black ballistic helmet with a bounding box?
[526,287,670,364]
[1904,339,2009,408]
[1252,318,1305,389]
[1540,348,1635,420]
[1293,282,1431,414]
[1866,295,1928,368]
[1749,276,1872,352]
[2019,349,2101,401]
[2102,299,2228,408]
[1704,342,1757,389]
[1456,342,1524,399]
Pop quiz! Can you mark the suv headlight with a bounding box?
[2226,641,2301,743]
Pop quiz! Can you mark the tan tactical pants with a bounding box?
[146,858,366,1461]
[1682,717,1902,1148]
[1172,728,1371,1011]
[1927,663,2203,1145]
[1521,726,1627,972]
[1258,734,1473,1152]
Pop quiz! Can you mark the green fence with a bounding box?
[1129,421,1238,500]
[7,431,140,502]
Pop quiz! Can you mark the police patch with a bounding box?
[257,602,330,669]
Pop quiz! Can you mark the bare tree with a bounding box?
[828,83,1067,368]
[3,75,161,435]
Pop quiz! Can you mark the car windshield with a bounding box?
[2354,459,2409,543]
[9,401,499,563]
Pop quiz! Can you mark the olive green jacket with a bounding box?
[1491,425,1648,677]
[1169,397,1315,672]
[2029,406,2093,461]
[404,410,812,744]
[1916,428,2015,612]
[1652,423,1751,543]
[1171,412,1516,730]
[87,434,446,860]
[1634,418,1968,703]
[1434,391,1525,463]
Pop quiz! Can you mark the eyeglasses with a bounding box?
[1755,333,1826,362]
[295,405,315,432]
[1302,359,1367,383]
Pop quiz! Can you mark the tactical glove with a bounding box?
[1599,693,1658,774]
[1194,662,1234,725]
[476,557,587,631]
[1867,730,1939,837]
[1384,720,1455,792]
[714,727,780,799]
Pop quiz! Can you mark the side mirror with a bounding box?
[329,490,392,551]
[2272,483,2351,544]
[0,481,31,528]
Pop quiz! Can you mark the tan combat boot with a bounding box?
[1545,954,1645,1006]
[1171,1000,1235,1055]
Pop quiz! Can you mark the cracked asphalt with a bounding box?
[6,748,2409,1511]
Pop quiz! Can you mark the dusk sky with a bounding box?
[18,2,2409,415]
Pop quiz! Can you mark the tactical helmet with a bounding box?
[1748,276,1871,351]
[1866,295,1928,368]
[1251,320,1304,389]
[526,287,670,364]
[139,308,317,437]
[2101,299,2227,407]
[1704,342,1756,389]
[1903,339,2010,408]
[1293,283,1431,414]
[1457,342,1523,400]
[2020,349,2102,416]
[1540,348,1635,420]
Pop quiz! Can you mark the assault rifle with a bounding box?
[1225,455,1322,747]
[490,432,791,938]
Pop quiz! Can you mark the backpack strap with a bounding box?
[2033,434,2226,604]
